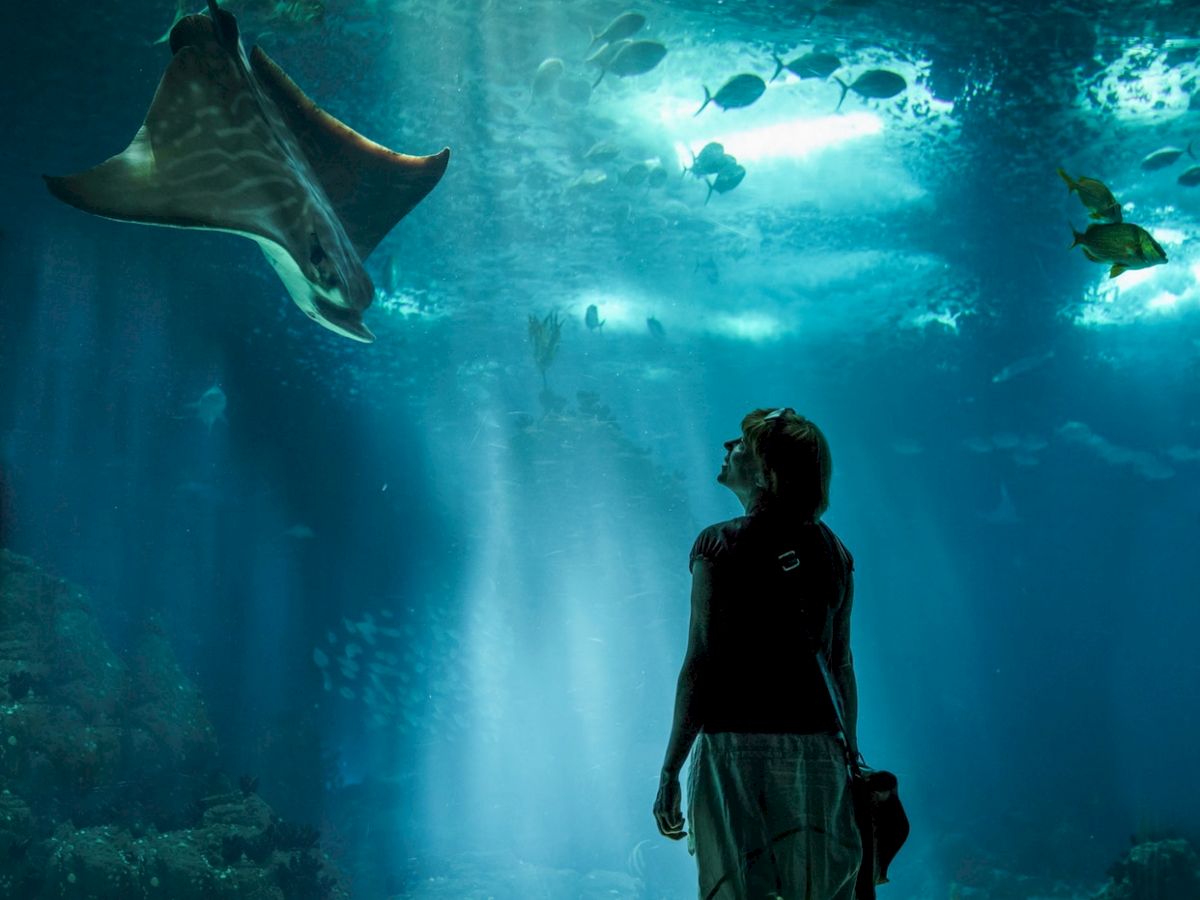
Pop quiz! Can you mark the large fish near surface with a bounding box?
[1140,144,1191,171]
[834,69,906,110]
[705,163,746,203]
[45,0,449,343]
[695,74,766,115]
[683,142,730,177]
[592,40,667,87]
[1070,223,1167,278]
[1178,166,1200,186]
[770,50,840,82]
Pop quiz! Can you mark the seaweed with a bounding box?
[274,850,339,900]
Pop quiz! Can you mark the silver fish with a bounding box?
[530,57,565,106]
[583,141,621,163]
[991,349,1055,384]
[1140,145,1189,170]
[1178,165,1200,186]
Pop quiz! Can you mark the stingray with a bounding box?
[44,0,449,343]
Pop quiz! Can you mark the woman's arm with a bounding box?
[830,572,859,758]
[654,559,713,839]
[660,559,713,779]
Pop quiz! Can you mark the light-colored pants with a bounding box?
[686,732,862,900]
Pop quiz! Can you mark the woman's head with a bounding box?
[736,407,832,521]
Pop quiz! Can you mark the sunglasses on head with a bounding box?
[763,407,795,422]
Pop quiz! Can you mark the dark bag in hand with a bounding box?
[850,764,910,900]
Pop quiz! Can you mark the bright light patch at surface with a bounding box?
[1146,291,1180,310]
[654,76,794,126]
[573,291,637,331]
[1152,227,1187,246]
[1108,266,1159,294]
[1086,42,1196,122]
[1073,303,1120,328]
[674,113,882,167]
[1071,250,1200,326]
[708,312,788,341]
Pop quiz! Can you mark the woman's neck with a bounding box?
[742,490,769,515]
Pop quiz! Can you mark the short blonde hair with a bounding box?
[741,407,832,521]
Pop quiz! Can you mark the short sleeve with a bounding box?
[821,523,854,574]
[689,524,726,573]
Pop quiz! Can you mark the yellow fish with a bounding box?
[1070,223,1167,278]
[1058,168,1122,223]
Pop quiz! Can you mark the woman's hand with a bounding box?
[653,774,686,840]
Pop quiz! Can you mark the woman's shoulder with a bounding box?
[689,516,752,570]
[818,521,855,572]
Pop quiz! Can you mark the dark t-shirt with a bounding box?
[688,509,853,734]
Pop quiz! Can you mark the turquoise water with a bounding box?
[2,0,1199,896]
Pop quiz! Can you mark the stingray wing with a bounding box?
[44,14,300,243]
[44,10,449,257]
[248,46,450,261]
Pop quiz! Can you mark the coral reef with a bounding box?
[0,549,346,899]
[1093,836,1200,900]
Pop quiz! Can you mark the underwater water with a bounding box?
[2,0,1200,896]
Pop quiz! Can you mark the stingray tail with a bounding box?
[834,77,849,111]
[592,68,607,89]
[204,0,240,55]
[705,179,715,204]
[695,86,713,117]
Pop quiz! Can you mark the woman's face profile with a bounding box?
[717,434,761,496]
